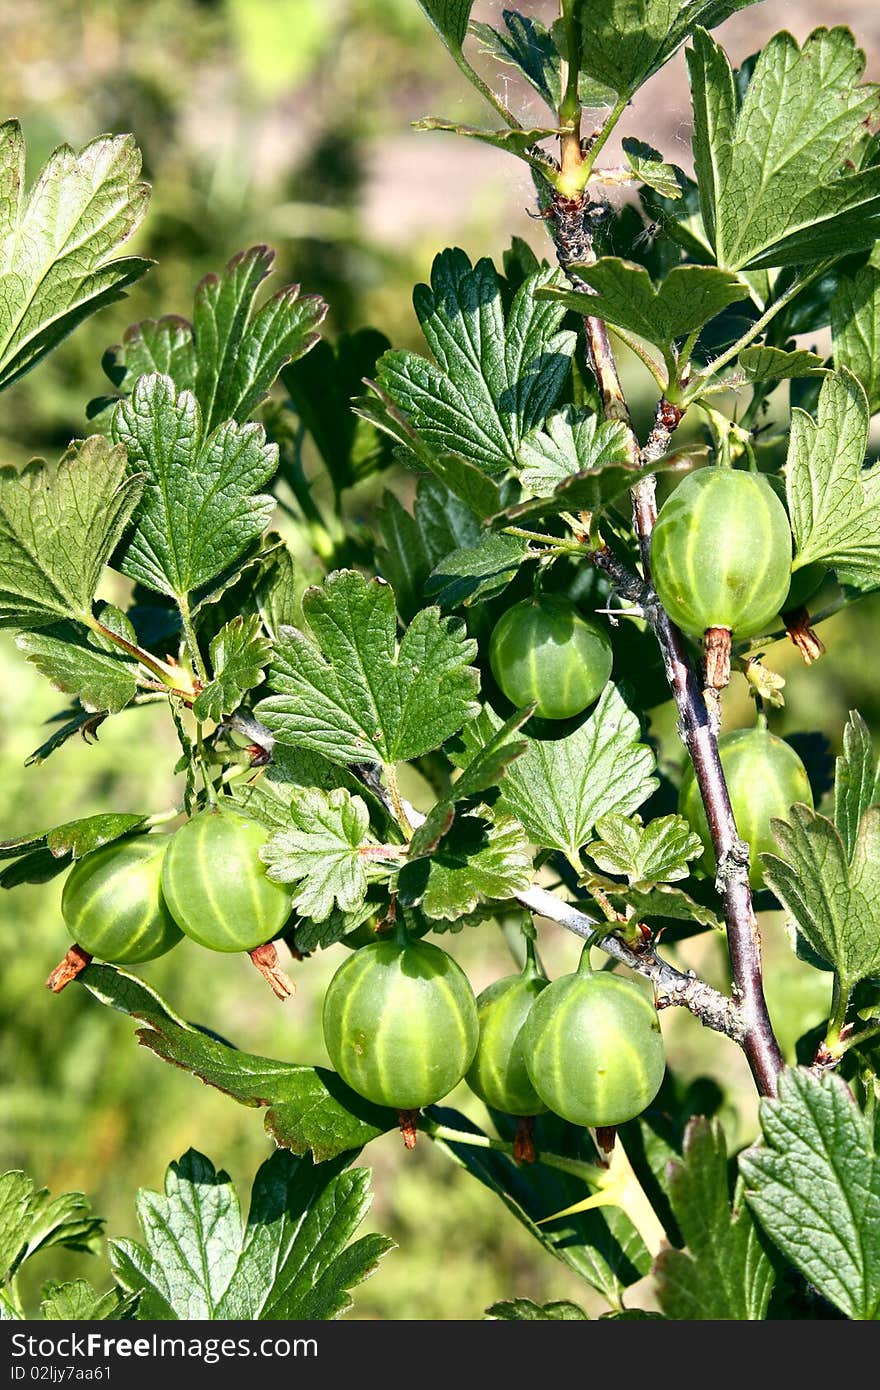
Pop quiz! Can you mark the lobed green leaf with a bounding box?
[0,436,142,630]
[740,1068,880,1320]
[654,1117,774,1319]
[0,122,150,391]
[256,569,480,771]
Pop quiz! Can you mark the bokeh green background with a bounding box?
[1,0,878,1319]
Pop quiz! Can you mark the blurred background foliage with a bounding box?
[0,0,877,1319]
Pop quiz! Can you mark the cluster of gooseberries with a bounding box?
[61,805,293,965]
[322,930,666,1127]
[56,463,817,1133]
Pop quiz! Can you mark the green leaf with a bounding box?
[44,1282,134,1321]
[192,615,272,723]
[541,260,748,358]
[0,1170,102,1284]
[15,623,138,714]
[457,685,657,863]
[0,813,146,877]
[371,251,575,476]
[425,531,529,608]
[485,1298,588,1320]
[355,384,505,518]
[413,119,560,174]
[622,138,683,200]
[0,122,150,391]
[654,1117,774,1319]
[588,812,704,886]
[515,406,632,496]
[573,0,763,100]
[111,373,278,603]
[472,13,562,108]
[832,264,880,413]
[24,706,106,767]
[192,246,326,431]
[103,247,327,431]
[261,788,399,922]
[431,1108,651,1304]
[0,436,143,630]
[740,1067,880,1320]
[688,27,880,271]
[415,0,472,55]
[412,708,531,858]
[787,369,880,589]
[255,542,297,641]
[39,1280,133,1321]
[398,812,532,920]
[110,1148,392,1321]
[78,964,397,1160]
[256,569,479,772]
[293,903,379,954]
[491,403,670,524]
[282,328,391,493]
[762,804,880,991]
[377,477,480,620]
[737,345,826,384]
[609,884,723,931]
[834,710,880,861]
[101,316,196,399]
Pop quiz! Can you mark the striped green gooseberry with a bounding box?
[465,940,549,1116]
[523,952,665,1128]
[160,805,293,952]
[650,468,792,639]
[322,933,479,1110]
[678,722,813,890]
[61,836,182,964]
[488,594,612,720]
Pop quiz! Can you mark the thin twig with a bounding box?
[516,885,744,1041]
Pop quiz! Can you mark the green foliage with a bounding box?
[542,260,748,365]
[432,1109,652,1304]
[471,11,561,109]
[833,710,880,859]
[456,685,657,865]
[654,1118,774,1319]
[0,437,142,630]
[0,1169,105,1319]
[572,0,764,101]
[192,615,272,723]
[832,264,880,414]
[367,250,575,476]
[415,1,472,56]
[485,1297,589,1320]
[262,787,398,920]
[15,621,139,715]
[0,812,146,891]
[0,123,150,392]
[111,1148,392,1320]
[78,964,397,1161]
[399,812,532,919]
[282,328,391,494]
[787,370,880,589]
[688,26,880,271]
[111,374,279,604]
[587,813,703,886]
[6,0,880,1328]
[762,804,880,992]
[256,569,480,771]
[741,1069,880,1320]
[101,246,327,431]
